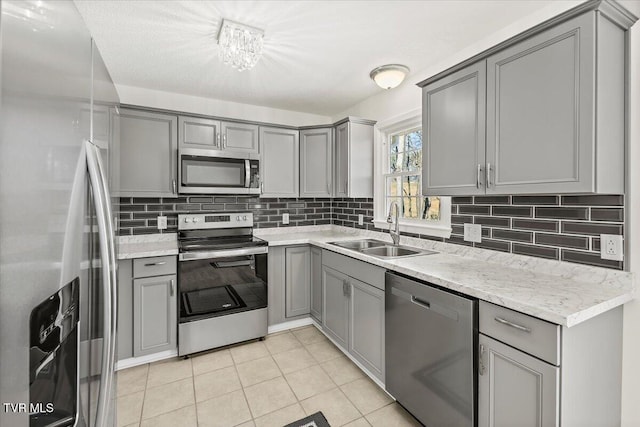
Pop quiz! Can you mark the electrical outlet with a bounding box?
[464,223,482,243]
[282,213,290,225]
[358,214,364,226]
[600,234,623,261]
[157,215,167,230]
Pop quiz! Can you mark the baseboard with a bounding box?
[116,349,177,371]
[267,317,314,334]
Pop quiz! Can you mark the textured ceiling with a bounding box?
[75,0,568,116]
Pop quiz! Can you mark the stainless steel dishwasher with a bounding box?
[386,272,478,427]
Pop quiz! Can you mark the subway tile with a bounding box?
[474,196,510,204]
[224,204,248,210]
[189,196,213,203]
[511,219,559,232]
[474,216,510,227]
[360,203,373,210]
[287,202,306,208]
[458,205,490,215]
[590,208,624,222]
[120,205,146,212]
[451,225,464,236]
[269,203,286,209]
[561,221,623,236]
[248,204,268,209]
[176,204,200,211]
[491,229,533,243]
[561,249,623,270]
[214,196,237,203]
[512,195,559,205]
[475,239,510,252]
[535,233,589,250]
[132,197,162,204]
[258,197,278,202]
[445,235,473,246]
[451,215,474,225]
[492,206,532,217]
[200,204,225,211]
[133,212,162,219]
[132,227,160,235]
[147,204,175,211]
[592,238,601,252]
[120,220,146,228]
[535,207,588,220]
[561,195,624,206]
[512,244,559,260]
[451,197,473,204]
[119,197,132,204]
[119,212,132,220]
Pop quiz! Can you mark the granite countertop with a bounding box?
[118,233,178,259]
[255,226,634,327]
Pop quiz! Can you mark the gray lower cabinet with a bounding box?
[259,127,299,197]
[133,274,177,357]
[333,119,376,198]
[300,128,333,197]
[310,247,322,322]
[321,265,350,349]
[321,250,385,381]
[285,246,311,317]
[119,108,178,197]
[117,260,134,361]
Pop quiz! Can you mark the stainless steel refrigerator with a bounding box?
[0,1,120,426]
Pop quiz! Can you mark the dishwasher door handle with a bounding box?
[391,286,459,321]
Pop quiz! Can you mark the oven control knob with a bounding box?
[242,215,247,221]
[184,218,191,223]
[236,215,241,221]
[192,217,199,223]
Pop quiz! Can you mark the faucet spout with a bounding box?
[387,202,400,245]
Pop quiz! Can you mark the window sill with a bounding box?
[372,219,452,239]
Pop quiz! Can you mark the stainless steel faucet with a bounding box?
[387,201,400,245]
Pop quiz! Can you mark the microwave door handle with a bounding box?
[245,159,250,188]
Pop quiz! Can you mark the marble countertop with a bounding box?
[255,226,634,327]
[118,234,178,260]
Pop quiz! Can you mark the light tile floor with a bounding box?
[116,325,421,427]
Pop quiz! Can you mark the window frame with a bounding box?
[373,109,452,238]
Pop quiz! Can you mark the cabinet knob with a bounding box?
[479,343,485,376]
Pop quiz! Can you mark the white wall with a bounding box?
[116,84,331,127]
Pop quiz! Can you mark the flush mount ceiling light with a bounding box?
[217,19,264,72]
[370,64,410,89]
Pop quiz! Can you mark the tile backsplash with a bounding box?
[117,194,624,270]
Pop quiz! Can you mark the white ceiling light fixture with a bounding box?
[217,19,264,72]
[370,64,410,89]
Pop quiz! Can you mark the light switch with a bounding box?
[157,216,167,230]
[282,213,290,225]
[464,223,481,243]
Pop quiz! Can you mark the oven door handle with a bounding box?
[179,246,268,261]
[245,159,251,188]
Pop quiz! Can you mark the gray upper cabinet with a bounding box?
[285,246,311,318]
[222,121,259,154]
[179,116,220,150]
[260,127,299,197]
[133,274,177,357]
[420,6,631,195]
[300,128,333,197]
[310,246,323,322]
[322,265,350,349]
[334,119,375,198]
[349,278,384,380]
[422,62,486,196]
[119,108,178,197]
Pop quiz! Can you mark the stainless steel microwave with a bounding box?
[178,148,260,194]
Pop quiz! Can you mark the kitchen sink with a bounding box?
[329,239,437,259]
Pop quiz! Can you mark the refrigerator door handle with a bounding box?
[85,140,118,427]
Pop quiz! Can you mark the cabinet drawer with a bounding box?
[322,250,385,290]
[480,301,560,365]
[133,256,177,278]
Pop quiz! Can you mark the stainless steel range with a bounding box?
[177,212,268,357]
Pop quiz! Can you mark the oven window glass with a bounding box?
[181,156,246,187]
[179,253,267,323]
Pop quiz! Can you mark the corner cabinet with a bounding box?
[300,128,333,197]
[259,127,299,197]
[421,5,634,196]
[334,119,376,198]
[119,108,178,197]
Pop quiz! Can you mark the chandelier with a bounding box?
[217,19,264,72]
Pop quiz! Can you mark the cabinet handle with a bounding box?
[327,182,330,195]
[342,280,350,297]
[216,132,221,148]
[223,134,227,148]
[494,316,531,333]
[479,343,485,376]
[144,261,166,266]
[344,179,348,196]
[476,164,482,189]
[486,163,492,188]
[170,279,174,296]
[172,179,177,194]
[260,181,264,194]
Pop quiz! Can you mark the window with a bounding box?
[373,111,451,238]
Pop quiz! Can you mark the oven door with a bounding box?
[178,248,268,324]
[179,149,260,194]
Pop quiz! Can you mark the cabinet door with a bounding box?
[422,61,486,195]
[119,109,178,197]
[285,246,311,318]
[478,334,559,427]
[178,116,221,150]
[300,128,333,197]
[310,247,323,322]
[334,122,349,197]
[222,121,259,154]
[259,127,299,197]
[349,278,384,380]
[322,266,349,348]
[486,13,594,194]
[133,274,177,357]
